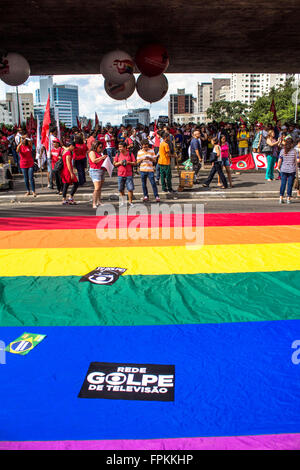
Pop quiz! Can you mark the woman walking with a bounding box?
[278,137,299,204]
[219,134,233,187]
[61,142,79,205]
[88,141,107,208]
[16,133,37,197]
[202,137,228,189]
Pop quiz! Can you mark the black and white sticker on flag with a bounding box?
[79,267,127,285]
[78,362,175,401]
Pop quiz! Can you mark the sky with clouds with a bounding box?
[0,73,231,126]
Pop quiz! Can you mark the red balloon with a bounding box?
[135,44,169,77]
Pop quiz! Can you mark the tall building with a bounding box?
[168,89,194,124]
[212,78,231,102]
[34,76,79,127]
[0,92,34,125]
[215,85,231,102]
[122,108,150,127]
[0,101,13,126]
[230,73,290,105]
[197,83,213,113]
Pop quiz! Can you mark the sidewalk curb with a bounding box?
[0,190,292,204]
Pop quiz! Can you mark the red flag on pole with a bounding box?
[87,119,92,133]
[239,116,245,125]
[41,94,51,151]
[76,116,82,131]
[95,112,99,127]
[270,98,277,122]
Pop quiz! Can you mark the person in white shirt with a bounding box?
[105,127,116,162]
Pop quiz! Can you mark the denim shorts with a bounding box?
[118,176,134,192]
[222,158,231,167]
[89,168,106,182]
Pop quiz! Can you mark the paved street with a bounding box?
[0,166,295,211]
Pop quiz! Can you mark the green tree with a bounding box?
[248,77,297,125]
[206,100,249,123]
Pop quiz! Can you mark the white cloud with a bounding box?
[0,73,231,125]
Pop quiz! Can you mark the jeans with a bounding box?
[265,155,277,180]
[106,147,116,163]
[140,171,159,198]
[280,172,295,197]
[12,149,20,172]
[74,158,86,185]
[238,147,249,156]
[155,163,160,182]
[21,167,35,192]
[204,161,228,188]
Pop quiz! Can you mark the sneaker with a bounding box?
[68,198,77,205]
[129,203,135,208]
[279,198,284,204]
[155,196,160,202]
[143,196,149,202]
[287,199,292,204]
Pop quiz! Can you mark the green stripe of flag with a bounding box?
[0,272,299,327]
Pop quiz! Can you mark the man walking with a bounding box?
[190,129,203,184]
[158,132,177,197]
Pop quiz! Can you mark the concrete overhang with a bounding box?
[1,0,299,75]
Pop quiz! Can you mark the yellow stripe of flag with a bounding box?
[0,243,300,276]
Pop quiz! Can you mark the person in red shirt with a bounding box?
[113,141,136,207]
[72,135,88,185]
[50,138,63,194]
[88,141,107,208]
[61,142,79,205]
[97,129,106,150]
[87,131,96,151]
[16,133,37,197]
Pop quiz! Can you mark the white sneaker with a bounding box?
[279,198,284,204]
[129,203,135,208]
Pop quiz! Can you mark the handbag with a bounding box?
[53,157,63,172]
[209,152,217,163]
[209,145,220,163]
[262,143,272,153]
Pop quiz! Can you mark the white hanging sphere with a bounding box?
[0,53,30,86]
[100,50,134,85]
[136,74,168,103]
[104,75,136,101]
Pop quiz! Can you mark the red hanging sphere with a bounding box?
[135,44,169,77]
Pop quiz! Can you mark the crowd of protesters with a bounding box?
[1,118,300,205]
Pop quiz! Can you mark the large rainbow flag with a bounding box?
[1,211,300,450]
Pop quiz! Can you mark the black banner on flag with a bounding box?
[78,362,175,401]
[79,267,127,285]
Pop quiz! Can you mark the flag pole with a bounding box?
[16,86,21,127]
[295,74,299,123]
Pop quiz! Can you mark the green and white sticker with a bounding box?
[6,332,46,355]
